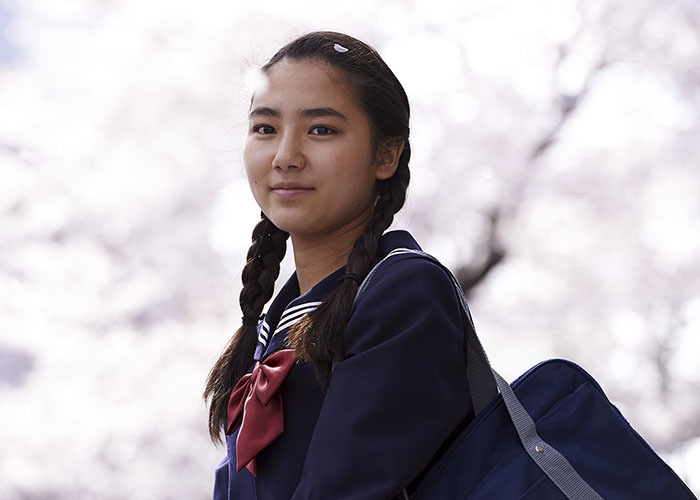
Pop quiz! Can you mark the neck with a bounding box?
[291,221,369,295]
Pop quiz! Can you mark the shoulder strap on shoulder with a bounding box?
[359,249,604,500]
[354,247,498,416]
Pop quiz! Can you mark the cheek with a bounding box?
[243,146,265,183]
[243,158,266,210]
[243,164,258,189]
[322,147,376,195]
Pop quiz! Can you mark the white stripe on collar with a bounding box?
[257,301,323,347]
[276,302,322,333]
[281,301,324,318]
[257,319,270,346]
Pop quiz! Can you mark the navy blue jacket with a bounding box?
[213,230,472,499]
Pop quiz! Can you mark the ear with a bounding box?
[374,138,405,180]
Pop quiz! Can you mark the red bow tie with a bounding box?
[226,349,296,476]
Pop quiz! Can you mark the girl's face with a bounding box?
[243,58,396,240]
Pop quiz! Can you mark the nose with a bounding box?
[272,132,305,170]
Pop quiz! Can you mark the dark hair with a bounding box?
[204,31,411,443]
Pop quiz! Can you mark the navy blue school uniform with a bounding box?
[213,230,473,500]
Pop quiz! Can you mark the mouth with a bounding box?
[272,182,313,189]
[271,182,314,196]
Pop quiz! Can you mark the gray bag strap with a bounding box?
[493,371,604,500]
[354,248,604,500]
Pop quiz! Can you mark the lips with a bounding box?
[271,182,314,197]
[272,182,313,190]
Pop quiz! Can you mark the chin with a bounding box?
[264,207,321,233]
[266,215,314,236]
[274,220,341,241]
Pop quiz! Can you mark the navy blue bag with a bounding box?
[407,358,696,499]
[357,249,697,500]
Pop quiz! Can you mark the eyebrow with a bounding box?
[300,107,348,120]
[248,106,348,121]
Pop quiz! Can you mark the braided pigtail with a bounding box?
[204,213,289,443]
[288,144,411,390]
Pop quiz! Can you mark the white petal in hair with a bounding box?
[333,43,349,53]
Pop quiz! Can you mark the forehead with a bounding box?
[250,59,360,113]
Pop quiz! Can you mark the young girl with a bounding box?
[206,31,473,499]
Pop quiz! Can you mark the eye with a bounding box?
[309,126,335,136]
[252,124,275,135]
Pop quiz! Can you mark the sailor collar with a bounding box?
[252,230,421,361]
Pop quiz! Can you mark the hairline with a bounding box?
[259,55,383,155]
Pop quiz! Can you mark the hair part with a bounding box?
[205,31,411,442]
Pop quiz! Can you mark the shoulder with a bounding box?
[344,251,465,354]
[355,251,457,306]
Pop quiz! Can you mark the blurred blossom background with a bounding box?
[1,0,699,498]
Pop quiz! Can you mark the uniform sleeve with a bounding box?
[213,455,229,500]
[291,257,472,500]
